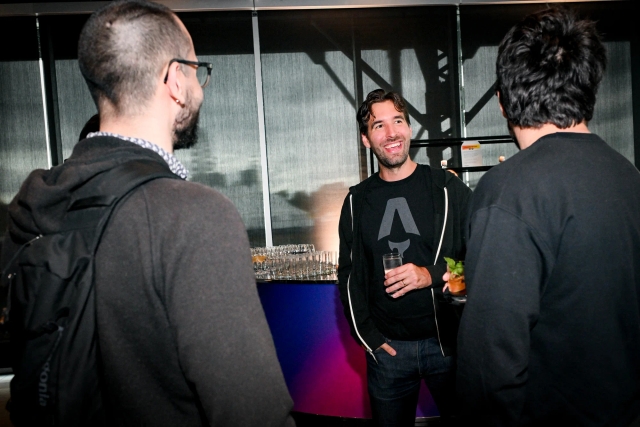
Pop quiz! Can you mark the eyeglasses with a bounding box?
[163,58,213,89]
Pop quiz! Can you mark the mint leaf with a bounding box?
[444,257,456,268]
[444,257,464,276]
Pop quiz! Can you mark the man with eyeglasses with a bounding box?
[1,0,294,426]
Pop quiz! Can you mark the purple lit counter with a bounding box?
[257,281,439,419]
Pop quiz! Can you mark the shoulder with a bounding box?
[471,161,519,210]
[422,164,471,197]
[154,178,239,216]
[123,178,245,239]
[418,163,448,188]
[347,173,379,203]
[351,173,378,192]
[470,143,558,218]
[146,176,230,202]
[143,178,234,206]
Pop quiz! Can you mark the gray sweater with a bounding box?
[3,136,295,427]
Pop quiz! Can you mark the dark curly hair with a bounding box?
[356,89,411,136]
[496,7,607,129]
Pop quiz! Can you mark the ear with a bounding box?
[361,133,371,149]
[164,61,185,104]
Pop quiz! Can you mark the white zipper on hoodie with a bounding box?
[346,194,376,362]
[431,187,448,357]
[346,184,450,361]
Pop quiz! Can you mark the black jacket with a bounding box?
[457,133,640,426]
[337,164,471,358]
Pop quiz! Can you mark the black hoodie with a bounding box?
[337,164,471,358]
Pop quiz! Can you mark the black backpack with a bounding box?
[0,159,178,426]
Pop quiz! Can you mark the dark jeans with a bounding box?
[366,337,456,427]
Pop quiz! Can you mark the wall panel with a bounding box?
[259,9,360,250]
[460,2,635,189]
[176,12,266,246]
[0,17,48,234]
[0,1,636,247]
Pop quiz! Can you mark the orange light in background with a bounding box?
[310,182,349,253]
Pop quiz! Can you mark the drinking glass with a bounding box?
[382,253,402,273]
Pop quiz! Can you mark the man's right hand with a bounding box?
[361,342,397,355]
[378,343,396,356]
[442,270,451,293]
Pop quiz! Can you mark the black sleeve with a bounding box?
[0,231,26,316]
[426,263,448,288]
[457,206,543,424]
[457,177,473,260]
[337,193,385,352]
[0,231,17,321]
[337,194,353,292]
[429,175,472,288]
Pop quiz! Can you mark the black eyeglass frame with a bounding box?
[163,58,213,89]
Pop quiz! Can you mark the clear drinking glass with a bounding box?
[382,253,403,274]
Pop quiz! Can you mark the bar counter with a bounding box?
[256,279,440,420]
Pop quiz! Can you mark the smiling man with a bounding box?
[337,89,471,426]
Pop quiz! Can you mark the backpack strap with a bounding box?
[68,159,178,212]
[62,159,179,236]
[1,160,179,324]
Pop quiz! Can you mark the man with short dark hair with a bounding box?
[1,1,294,425]
[338,89,471,426]
[453,7,640,425]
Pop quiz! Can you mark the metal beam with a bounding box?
[252,11,274,247]
[0,0,627,17]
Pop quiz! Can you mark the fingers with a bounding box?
[442,270,453,293]
[384,267,405,293]
[390,285,409,298]
[384,263,407,278]
[386,278,411,298]
[383,263,410,284]
[380,343,397,356]
[384,263,423,297]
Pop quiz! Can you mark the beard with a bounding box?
[371,140,410,169]
[173,91,201,150]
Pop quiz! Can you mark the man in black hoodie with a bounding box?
[1,1,294,426]
[338,89,471,426]
[453,7,640,426]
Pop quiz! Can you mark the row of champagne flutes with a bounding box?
[252,244,315,259]
[251,245,337,280]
